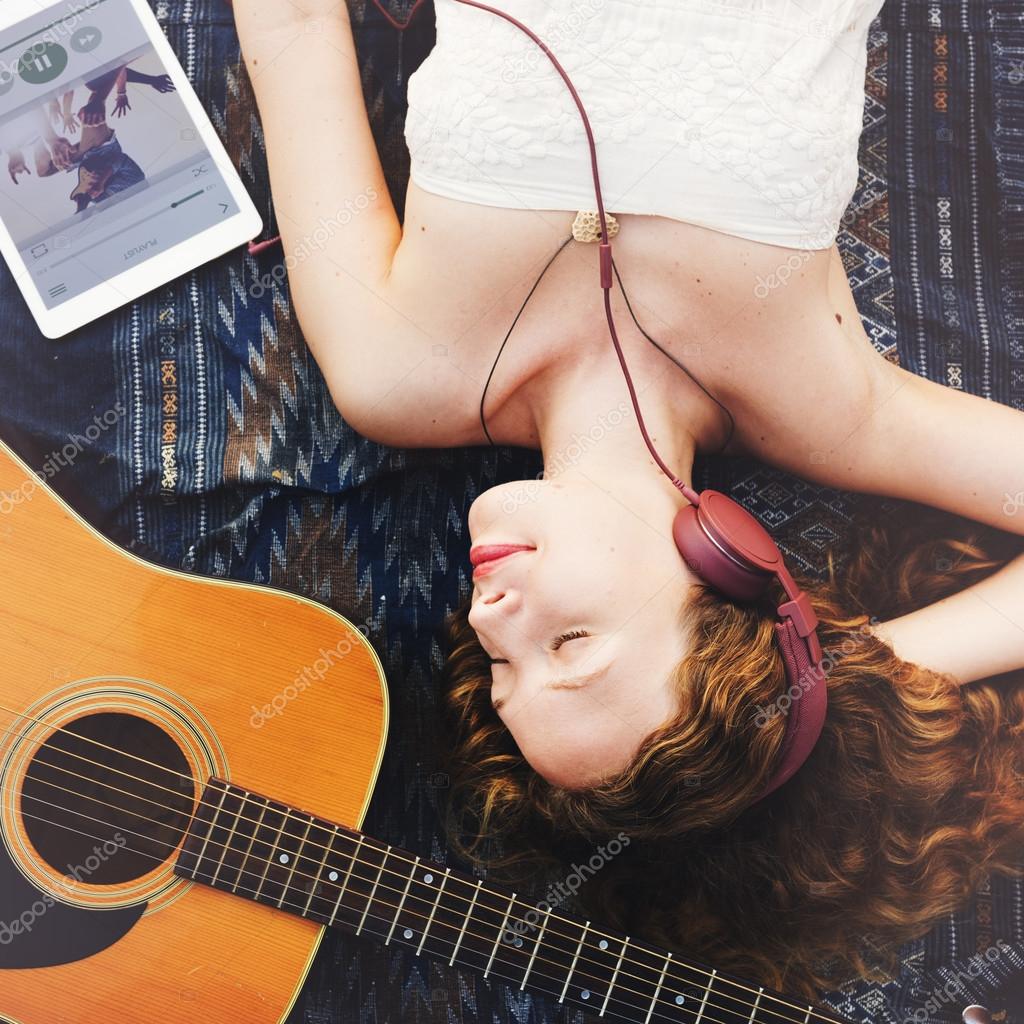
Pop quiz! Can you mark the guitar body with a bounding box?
[0,439,389,1024]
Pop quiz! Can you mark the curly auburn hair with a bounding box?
[437,501,1024,1000]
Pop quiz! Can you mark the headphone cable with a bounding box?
[479,241,737,462]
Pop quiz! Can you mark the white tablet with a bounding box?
[0,0,262,338]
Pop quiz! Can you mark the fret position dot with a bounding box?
[675,995,686,1006]
[514,936,523,948]
[581,990,591,1001]
[598,939,609,950]
[423,872,434,884]
[279,854,290,864]
[403,929,414,940]
[328,871,339,882]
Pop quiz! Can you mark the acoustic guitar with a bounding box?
[0,437,845,1024]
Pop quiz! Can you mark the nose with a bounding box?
[468,587,522,634]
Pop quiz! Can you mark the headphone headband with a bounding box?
[675,494,826,800]
[760,616,828,799]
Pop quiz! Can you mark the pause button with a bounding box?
[18,41,68,85]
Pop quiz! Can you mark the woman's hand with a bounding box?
[48,137,75,171]
[7,151,29,184]
[77,97,107,126]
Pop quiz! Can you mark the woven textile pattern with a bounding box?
[0,1,1022,1020]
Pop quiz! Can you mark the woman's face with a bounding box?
[467,477,694,789]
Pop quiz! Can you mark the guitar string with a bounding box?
[16,804,682,1024]
[20,756,783,1022]
[0,704,833,1024]
[17,801,782,1024]
[14,776,798,1024]
[8,757,827,1024]
[10,4,810,1020]
[8,730,759,1014]
[0,703,833,1024]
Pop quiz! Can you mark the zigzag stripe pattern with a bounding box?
[0,0,1022,1020]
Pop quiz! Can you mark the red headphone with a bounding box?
[378,0,829,800]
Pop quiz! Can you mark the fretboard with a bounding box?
[175,779,844,1024]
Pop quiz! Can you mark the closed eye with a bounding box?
[487,630,590,664]
[551,630,591,651]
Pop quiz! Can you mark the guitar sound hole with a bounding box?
[21,712,195,886]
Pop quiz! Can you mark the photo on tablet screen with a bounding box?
[0,0,243,310]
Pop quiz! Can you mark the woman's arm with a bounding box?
[231,1,451,436]
[870,549,1024,684]
[856,362,1024,537]
[847,360,1024,683]
[232,0,400,284]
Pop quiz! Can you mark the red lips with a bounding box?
[470,544,534,579]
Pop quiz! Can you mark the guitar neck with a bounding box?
[175,779,842,1024]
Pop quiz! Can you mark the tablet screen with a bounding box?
[0,0,241,310]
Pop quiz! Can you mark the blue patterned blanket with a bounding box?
[0,1,1022,1020]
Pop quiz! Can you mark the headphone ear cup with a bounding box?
[673,503,775,603]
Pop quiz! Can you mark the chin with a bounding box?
[467,479,544,538]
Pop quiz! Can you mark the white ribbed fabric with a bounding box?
[405,0,884,250]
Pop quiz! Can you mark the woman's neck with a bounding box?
[533,360,699,516]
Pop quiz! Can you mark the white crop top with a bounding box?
[405,0,884,250]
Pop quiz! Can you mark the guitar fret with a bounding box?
[485,894,516,979]
[210,788,246,886]
[559,920,589,1004]
[178,782,851,1024]
[417,868,450,956]
[304,824,335,916]
[329,834,363,927]
[256,810,288,900]
[356,844,390,936]
[600,936,629,1017]
[519,907,550,991]
[696,968,717,1024]
[644,951,671,1024]
[386,855,420,945]
[232,797,268,894]
[278,814,313,909]
[195,782,229,873]
[449,879,481,966]
[747,986,764,1024]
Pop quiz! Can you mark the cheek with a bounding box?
[505,704,641,789]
